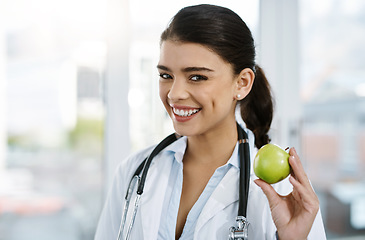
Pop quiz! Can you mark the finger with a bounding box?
[254,179,282,206]
[288,153,319,210]
[291,185,301,202]
[289,148,311,187]
[289,176,318,209]
[290,176,320,218]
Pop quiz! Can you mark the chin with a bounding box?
[173,123,208,139]
[172,122,195,137]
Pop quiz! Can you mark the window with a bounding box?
[0,0,106,239]
[300,0,365,238]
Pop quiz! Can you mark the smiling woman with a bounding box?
[95,4,326,240]
[158,41,243,137]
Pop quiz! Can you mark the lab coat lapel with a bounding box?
[195,167,239,232]
[139,152,173,240]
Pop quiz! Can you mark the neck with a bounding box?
[184,121,238,168]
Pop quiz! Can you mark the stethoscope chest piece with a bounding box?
[229,216,250,240]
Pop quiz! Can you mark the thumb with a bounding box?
[254,179,281,206]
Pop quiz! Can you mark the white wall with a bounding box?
[104,0,131,194]
[258,0,301,150]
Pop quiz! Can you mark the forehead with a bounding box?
[159,40,230,70]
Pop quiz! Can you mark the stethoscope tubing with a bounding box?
[118,175,140,240]
[137,133,178,195]
[117,133,178,240]
[237,122,250,217]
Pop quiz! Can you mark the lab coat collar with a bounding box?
[227,142,240,169]
[163,135,187,163]
[138,136,187,239]
[161,135,241,168]
[139,148,175,240]
[195,166,240,232]
[194,126,257,234]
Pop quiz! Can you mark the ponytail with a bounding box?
[240,65,273,149]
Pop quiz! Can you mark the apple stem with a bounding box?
[285,147,289,151]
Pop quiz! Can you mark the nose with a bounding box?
[167,78,189,101]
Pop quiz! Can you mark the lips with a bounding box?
[173,107,200,117]
[170,105,201,122]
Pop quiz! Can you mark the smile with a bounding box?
[172,107,200,117]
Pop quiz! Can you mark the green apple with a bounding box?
[253,143,290,184]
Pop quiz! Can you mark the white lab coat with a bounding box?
[95,128,326,240]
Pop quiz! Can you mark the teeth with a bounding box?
[173,108,199,117]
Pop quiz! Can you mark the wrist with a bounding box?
[276,231,307,240]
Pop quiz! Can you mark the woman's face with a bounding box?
[158,40,240,137]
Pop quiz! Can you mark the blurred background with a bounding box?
[0,0,364,239]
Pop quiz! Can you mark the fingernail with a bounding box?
[292,147,297,155]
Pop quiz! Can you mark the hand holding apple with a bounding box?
[253,143,290,184]
[254,148,320,240]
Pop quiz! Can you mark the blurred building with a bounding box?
[300,1,365,237]
[1,0,106,239]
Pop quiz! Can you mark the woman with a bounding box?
[95,4,326,240]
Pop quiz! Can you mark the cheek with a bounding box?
[209,90,236,113]
[201,85,234,105]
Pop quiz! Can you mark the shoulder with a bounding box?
[104,145,158,210]
[95,145,157,240]
[114,135,187,179]
[115,144,156,178]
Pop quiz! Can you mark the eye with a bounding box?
[190,75,208,81]
[159,73,173,79]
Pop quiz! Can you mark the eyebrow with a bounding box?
[182,67,214,73]
[157,65,214,73]
[157,65,170,71]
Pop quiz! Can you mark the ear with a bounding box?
[234,68,255,100]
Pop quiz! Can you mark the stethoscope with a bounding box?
[117,123,251,240]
